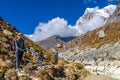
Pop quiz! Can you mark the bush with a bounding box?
[56,60,69,68]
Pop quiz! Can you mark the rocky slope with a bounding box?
[37,35,76,49]
[59,1,120,80]
[107,0,120,23]
[0,17,92,80]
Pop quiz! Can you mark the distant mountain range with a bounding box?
[37,35,76,49]
[37,5,116,49]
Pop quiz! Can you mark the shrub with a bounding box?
[5,69,18,80]
[38,69,53,80]
[56,60,69,68]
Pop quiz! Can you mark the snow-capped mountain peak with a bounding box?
[75,5,116,34]
[76,5,116,25]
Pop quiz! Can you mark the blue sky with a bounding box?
[0,0,118,34]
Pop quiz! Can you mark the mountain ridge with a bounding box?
[75,4,116,34]
[107,0,120,23]
[37,35,76,49]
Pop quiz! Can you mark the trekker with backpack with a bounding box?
[38,52,45,69]
[14,33,26,70]
[52,48,58,64]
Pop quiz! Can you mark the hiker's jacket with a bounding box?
[15,38,25,51]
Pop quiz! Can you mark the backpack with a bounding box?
[12,36,18,50]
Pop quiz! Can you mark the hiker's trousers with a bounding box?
[15,50,24,69]
[38,59,43,67]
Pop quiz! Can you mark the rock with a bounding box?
[113,51,120,60]
[110,74,120,80]
[98,30,106,39]
[3,29,13,35]
[107,0,120,23]
[113,68,120,75]
[56,43,62,48]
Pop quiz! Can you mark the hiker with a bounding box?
[14,33,26,70]
[52,48,58,64]
[38,52,44,69]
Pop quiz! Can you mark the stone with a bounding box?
[113,51,120,60]
[3,29,13,35]
[113,68,120,75]
[98,30,106,39]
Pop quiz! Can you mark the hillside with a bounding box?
[59,16,120,80]
[59,1,120,79]
[0,17,54,63]
[59,22,120,52]
[0,17,92,80]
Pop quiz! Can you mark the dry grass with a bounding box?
[59,21,120,52]
[56,60,69,68]
[0,18,54,64]
[66,62,90,80]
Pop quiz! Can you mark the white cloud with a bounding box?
[26,17,78,41]
[26,5,116,42]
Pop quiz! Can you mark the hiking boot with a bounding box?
[16,69,20,72]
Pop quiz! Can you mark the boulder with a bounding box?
[98,30,106,39]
